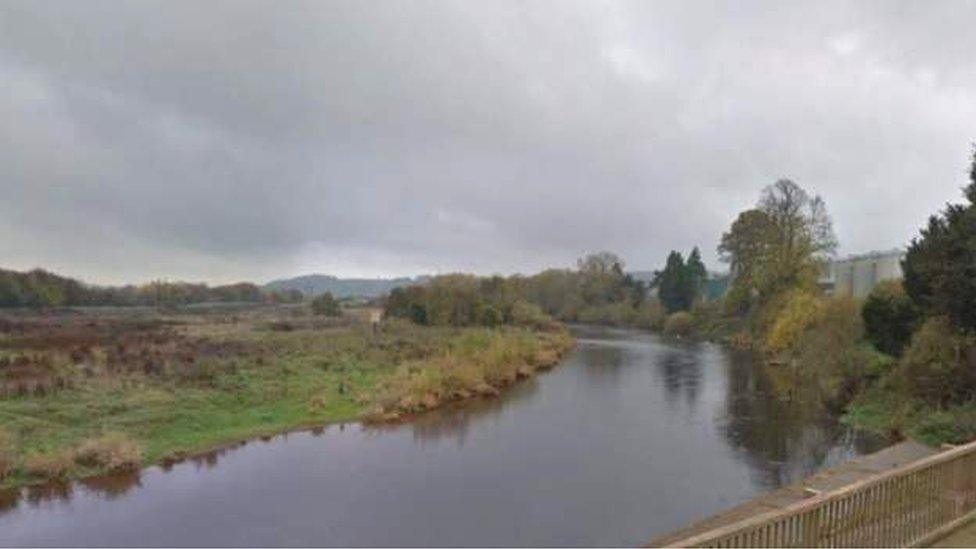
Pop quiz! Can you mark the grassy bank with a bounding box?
[844,385,976,447]
[0,308,573,489]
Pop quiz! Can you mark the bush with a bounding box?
[790,297,871,407]
[690,300,725,338]
[664,311,694,337]
[765,290,825,354]
[74,432,143,472]
[577,303,632,326]
[896,316,976,406]
[0,428,18,480]
[634,300,667,330]
[862,280,919,357]
[477,303,504,327]
[310,292,342,317]
[25,451,73,480]
[509,300,554,330]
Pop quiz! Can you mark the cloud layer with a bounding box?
[2,1,975,283]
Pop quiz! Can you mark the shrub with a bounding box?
[0,428,18,480]
[310,292,342,317]
[478,303,504,327]
[509,300,553,330]
[663,311,694,337]
[862,280,919,357]
[633,300,666,331]
[25,451,73,480]
[765,291,825,354]
[896,316,976,406]
[690,299,725,338]
[74,432,143,472]
[790,297,870,407]
[577,303,631,326]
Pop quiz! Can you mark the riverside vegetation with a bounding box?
[709,148,976,448]
[0,306,572,489]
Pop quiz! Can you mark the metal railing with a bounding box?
[668,440,976,547]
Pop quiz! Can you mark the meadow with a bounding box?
[0,306,573,489]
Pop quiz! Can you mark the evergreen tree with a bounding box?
[656,251,687,313]
[686,247,708,303]
[903,148,976,332]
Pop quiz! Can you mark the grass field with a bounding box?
[0,307,573,489]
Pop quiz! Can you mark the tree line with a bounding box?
[384,247,718,331]
[0,268,304,308]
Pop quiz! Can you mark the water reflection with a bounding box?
[579,342,626,388]
[655,345,704,411]
[719,348,885,489]
[24,481,72,505]
[0,488,18,513]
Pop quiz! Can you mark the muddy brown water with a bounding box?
[0,325,887,547]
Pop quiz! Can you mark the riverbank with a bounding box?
[0,308,573,490]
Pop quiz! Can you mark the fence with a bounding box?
[668,440,976,547]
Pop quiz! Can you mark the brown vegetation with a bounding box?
[663,311,695,337]
[362,329,574,422]
[73,433,143,473]
[24,452,74,480]
[0,313,261,397]
[0,428,17,480]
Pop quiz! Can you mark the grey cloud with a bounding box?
[2,1,975,284]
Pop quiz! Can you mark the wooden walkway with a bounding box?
[650,440,974,547]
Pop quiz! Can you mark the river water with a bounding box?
[0,325,886,546]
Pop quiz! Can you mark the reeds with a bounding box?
[364,328,573,422]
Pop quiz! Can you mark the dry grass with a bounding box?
[0,313,258,396]
[24,451,74,480]
[664,311,695,337]
[0,428,17,480]
[364,328,573,421]
[74,433,143,473]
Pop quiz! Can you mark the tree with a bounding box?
[310,292,342,317]
[385,286,429,324]
[718,209,776,311]
[656,251,688,313]
[862,280,919,357]
[902,149,976,332]
[757,179,837,295]
[520,268,583,319]
[719,180,837,311]
[654,248,708,314]
[577,251,626,306]
[686,247,708,302]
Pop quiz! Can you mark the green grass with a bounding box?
[844,386,976,447]
[0,313,572,489]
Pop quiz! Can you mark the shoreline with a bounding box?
[0,325,576,494]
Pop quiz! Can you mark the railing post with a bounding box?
[803,509,820,548]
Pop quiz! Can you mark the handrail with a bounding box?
[667,439,976,547]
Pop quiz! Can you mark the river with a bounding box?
[0,325,887,546]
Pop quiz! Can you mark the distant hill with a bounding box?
[264,274,429,299]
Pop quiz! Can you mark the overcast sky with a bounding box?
[2,1,975,285]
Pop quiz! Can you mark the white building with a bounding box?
[822,249,905,298]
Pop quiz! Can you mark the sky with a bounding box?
[2,1,975,285]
